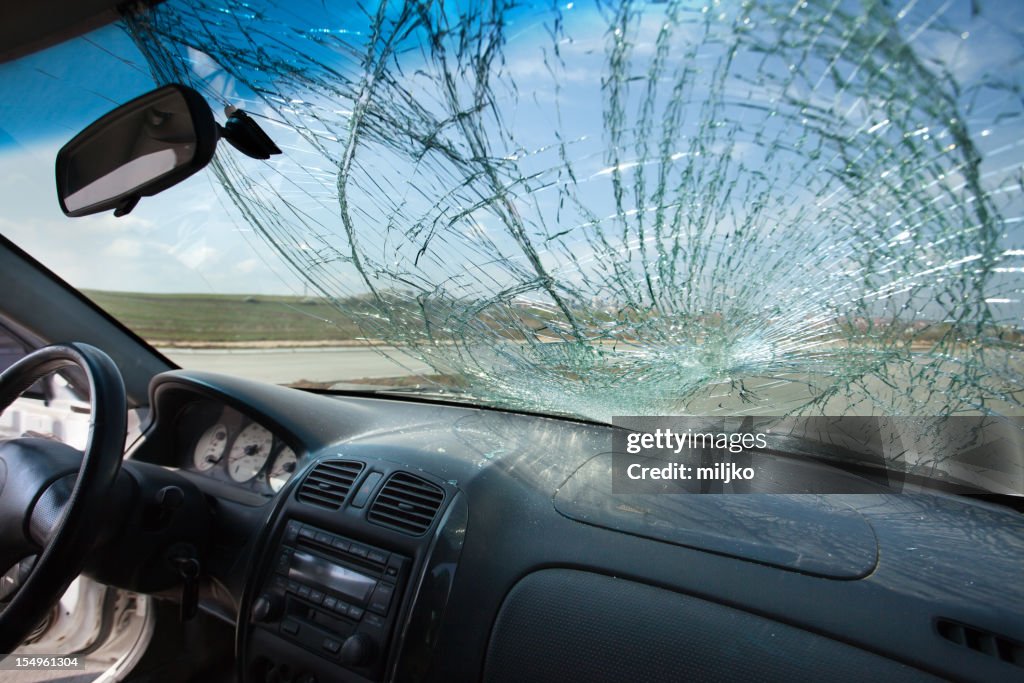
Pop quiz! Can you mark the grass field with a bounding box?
[84,289,1023,353]
[84,290,365,344]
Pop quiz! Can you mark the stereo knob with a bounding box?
[340,633,375,667]
[251,593,283,623]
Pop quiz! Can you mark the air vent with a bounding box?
[937,618,1024,667]
[367,472,445,535]
[297,459,364,510]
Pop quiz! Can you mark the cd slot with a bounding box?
[286,598,356,638]
[287,548,377,606]
[294,538,382,578]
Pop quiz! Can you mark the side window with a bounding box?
[0,319,91,449]
[0,324,29,381]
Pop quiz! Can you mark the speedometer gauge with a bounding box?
[193,423,229,471]
[268,447,298,492]
[227,422,274,482]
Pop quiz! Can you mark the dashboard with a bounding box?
[122,369,1024,683]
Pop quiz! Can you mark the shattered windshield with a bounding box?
[1,0,1022,424]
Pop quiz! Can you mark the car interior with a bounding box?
[1,1,1023,682]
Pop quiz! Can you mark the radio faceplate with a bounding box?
[252,518,409,678]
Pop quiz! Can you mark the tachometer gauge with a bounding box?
[227,422,274,482]
[268,447,298,492]
[193,423,229,471]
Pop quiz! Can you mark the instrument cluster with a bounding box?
[177,399,299,494]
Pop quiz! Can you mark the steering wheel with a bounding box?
[0,343,126,654]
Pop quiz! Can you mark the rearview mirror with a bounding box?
[55,84,218,217]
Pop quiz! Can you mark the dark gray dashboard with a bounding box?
[129,369,1024,682]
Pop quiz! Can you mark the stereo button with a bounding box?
[251,594,283,623]
[323,638,342,655]
[309,590,324,605]
[384,555,405,578]
[340,633,375,667]
[368,584,394,615]
[323,597,337,611]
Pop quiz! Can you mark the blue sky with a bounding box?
[0,0,1021,314]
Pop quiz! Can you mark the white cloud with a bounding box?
[103,238,144,259]
[173,243,219,270]
[234,257,260,274]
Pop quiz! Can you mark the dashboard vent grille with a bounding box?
[937,618,1024,667]
[297,460,363,510]
[368,472,445,535]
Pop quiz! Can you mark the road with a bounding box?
[159,345,432,385]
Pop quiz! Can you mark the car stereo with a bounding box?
[251,518,409,676]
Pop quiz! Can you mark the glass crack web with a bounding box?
[125,0,1024,422]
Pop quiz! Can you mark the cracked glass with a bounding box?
[2,0,1023,425]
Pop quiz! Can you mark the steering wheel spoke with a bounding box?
[0,556,37,603]
[28,472,77,547]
